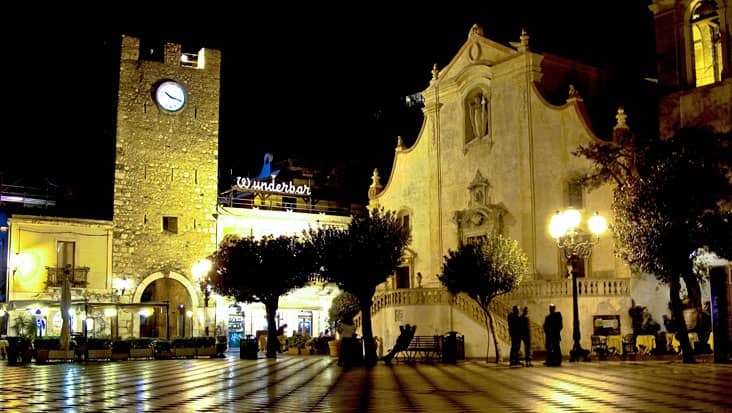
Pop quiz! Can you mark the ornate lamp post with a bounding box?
[549,208,607,362]
[192,259,213,336]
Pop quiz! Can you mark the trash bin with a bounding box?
[216,335,228,358]
[442,331,458,364]
[240,335,258,360]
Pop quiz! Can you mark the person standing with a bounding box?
[543,304,563,366]
[508,306,521,366]
[337,316,356,367]
[519,307,532,366]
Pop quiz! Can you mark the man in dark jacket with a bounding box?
[508,306,521,366]
[543,304,563,366]
[519,306,532,366]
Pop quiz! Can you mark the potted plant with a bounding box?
[153,339,174,359]
[87,337,112,360]
[173,337,196,358]
[128,337,154,359]
[7,313,36,365]
[287,334,307,355]
[111,340,131,361]
[195,336,217,358]
[33,336,63,364]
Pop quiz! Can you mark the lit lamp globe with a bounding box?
[192,259,212,281]
[588,212,608,236]
[549,209,580,238]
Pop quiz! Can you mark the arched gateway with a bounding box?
[128,271,202,338]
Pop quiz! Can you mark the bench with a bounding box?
[396,335,442,363]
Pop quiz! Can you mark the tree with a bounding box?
[438,234,528,363]
[309,207,410,366]
[328,290,360,325]
[575,126,732,362]
[207,234,315,358]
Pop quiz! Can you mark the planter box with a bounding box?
[154,350,175,359]
[36,349,50,364]
[329,341,341,357]
[197,346,217,358]
[87,349,112,360]
[48,349,75,361]
[174,347,196,358]
[111,352,129,361]
[130,348,153,359]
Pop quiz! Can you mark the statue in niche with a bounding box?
[469,95,488,138]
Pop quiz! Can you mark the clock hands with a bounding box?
[165,91,182,102]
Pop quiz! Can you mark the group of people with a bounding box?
[507,306,532,366]
[509,304,564,367]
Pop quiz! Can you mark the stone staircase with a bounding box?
[355,288,545,352]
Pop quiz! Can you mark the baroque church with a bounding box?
[365,0,731,359]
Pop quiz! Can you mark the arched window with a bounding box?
[691,0,723,86]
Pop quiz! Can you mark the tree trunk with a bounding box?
[265,301,279,359]
[669,277,696,363]
[358,292,377,367]
[681,271,703,326]
[483,306,500,364]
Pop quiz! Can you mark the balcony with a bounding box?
[45,266,90,288]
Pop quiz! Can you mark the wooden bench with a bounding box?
[396,335,442,363]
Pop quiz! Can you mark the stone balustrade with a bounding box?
[355,278,629,351]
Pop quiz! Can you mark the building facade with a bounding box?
[366,1,731,359]
[2,36,350,343]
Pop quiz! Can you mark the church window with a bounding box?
[568,181,584,209]
[691,0,723,86]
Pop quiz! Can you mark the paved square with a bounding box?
[1,354,731,412]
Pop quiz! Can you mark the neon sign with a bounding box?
[236,176,311,196]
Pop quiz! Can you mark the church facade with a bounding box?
[366,0,731,359]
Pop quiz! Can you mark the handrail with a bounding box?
[217,196,352,216]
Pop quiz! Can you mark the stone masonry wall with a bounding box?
[112,36,221,286]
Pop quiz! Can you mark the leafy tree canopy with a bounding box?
[438,233,528,363]
[439,234,528,308]
[310,207,410,298]
[328,290,360,322]
[575,126,731,281]
[208,234,315,306]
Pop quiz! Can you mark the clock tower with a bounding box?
[112,35,221,335]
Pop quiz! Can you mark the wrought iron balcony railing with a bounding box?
[45,266,90,288]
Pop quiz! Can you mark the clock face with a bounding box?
[155,81,187,112]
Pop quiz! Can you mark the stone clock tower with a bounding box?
[112,35,220,332]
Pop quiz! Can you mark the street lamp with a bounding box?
[549,208,607,362]
[192,259,212,336]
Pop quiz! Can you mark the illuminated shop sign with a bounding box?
[236,176,311,196]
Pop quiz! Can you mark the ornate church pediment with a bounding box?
[435,24,518,82]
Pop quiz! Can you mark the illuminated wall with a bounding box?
[7,215,113,299]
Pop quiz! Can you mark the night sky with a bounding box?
[3,2,655,219]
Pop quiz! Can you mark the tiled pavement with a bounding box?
[1,353,731,412]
